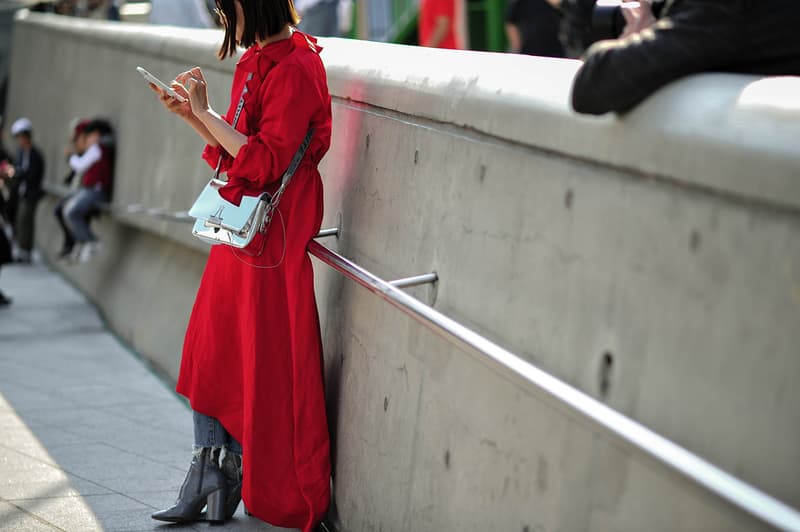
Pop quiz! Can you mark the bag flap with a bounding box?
[189,181,267,232]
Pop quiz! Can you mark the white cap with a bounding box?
[10,117,32,136]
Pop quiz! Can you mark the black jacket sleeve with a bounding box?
[24,149,45,200]
[571,0,743,115]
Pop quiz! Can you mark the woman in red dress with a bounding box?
[148,1,331,529]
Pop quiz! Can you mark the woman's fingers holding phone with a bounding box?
[171,82,190,101]
[153,84,192,119]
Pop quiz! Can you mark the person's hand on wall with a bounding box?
[619,1,657,39]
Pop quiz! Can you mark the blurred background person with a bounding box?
[63,118,114,262]
[0,200,12,306]
[505,0,564,58]
[419,0,466,49]
[54,119,90,259]
[150,0,215,28]
[0,116,12,227]
[107,0,123,20]
[54,0,79,16]
[295,0,339,37]
[2,118,44,264]
[0,117,14,302]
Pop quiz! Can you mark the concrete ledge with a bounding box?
[17,10,800,213]
[321,37,800,212]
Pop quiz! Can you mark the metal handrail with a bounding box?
[307,239,800,532]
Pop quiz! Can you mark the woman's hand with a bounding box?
[175,67,212,118]
[149,82,193,121]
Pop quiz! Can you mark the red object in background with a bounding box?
[0,160,12,180]
[176,31,332,532]
[419,0,461,49]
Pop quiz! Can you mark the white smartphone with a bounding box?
[137,66,187,103]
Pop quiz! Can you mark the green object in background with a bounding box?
[467,0,507,52]
[388,0,419,45]
[354,0,508,52]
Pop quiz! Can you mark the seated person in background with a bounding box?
[569,0,800,115]
[63,119,114,262]
[55,120,91,259]
[505,0,565,58]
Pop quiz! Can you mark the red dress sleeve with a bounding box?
[202,143,230,173]
[219,64,318,205]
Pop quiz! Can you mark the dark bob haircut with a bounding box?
[215,0,300,59]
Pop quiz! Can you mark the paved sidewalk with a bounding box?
[0,262,292,531]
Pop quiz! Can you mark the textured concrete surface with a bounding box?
[0,262,294,531]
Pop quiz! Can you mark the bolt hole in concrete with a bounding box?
[599,351,614,398]
[690,229,702,253]
[564,188,574,209]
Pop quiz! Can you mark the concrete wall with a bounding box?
[6,11,800,531]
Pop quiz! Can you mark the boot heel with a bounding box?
[206,489,226,523]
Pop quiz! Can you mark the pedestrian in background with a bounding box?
[419,0,466,49]
[505,0,565,58]
[0,116,14,238]
[2,118,44,264]
[295,0,339,37]
[150,0,215,28]
[0,207,12,306]
[0,117,15,303]
[148,0,332,529]
[107,0,123,20]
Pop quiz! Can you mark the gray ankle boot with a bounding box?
[220,450,243,518]
[151,447,227,523]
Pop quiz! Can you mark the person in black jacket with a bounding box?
[569,0,800,115]
[505,0,565,58]
[3,118,45,263]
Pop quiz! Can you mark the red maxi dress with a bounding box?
[176,31,331,532]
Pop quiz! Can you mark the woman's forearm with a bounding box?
[196,109,248,158]
[184,114,220,148]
